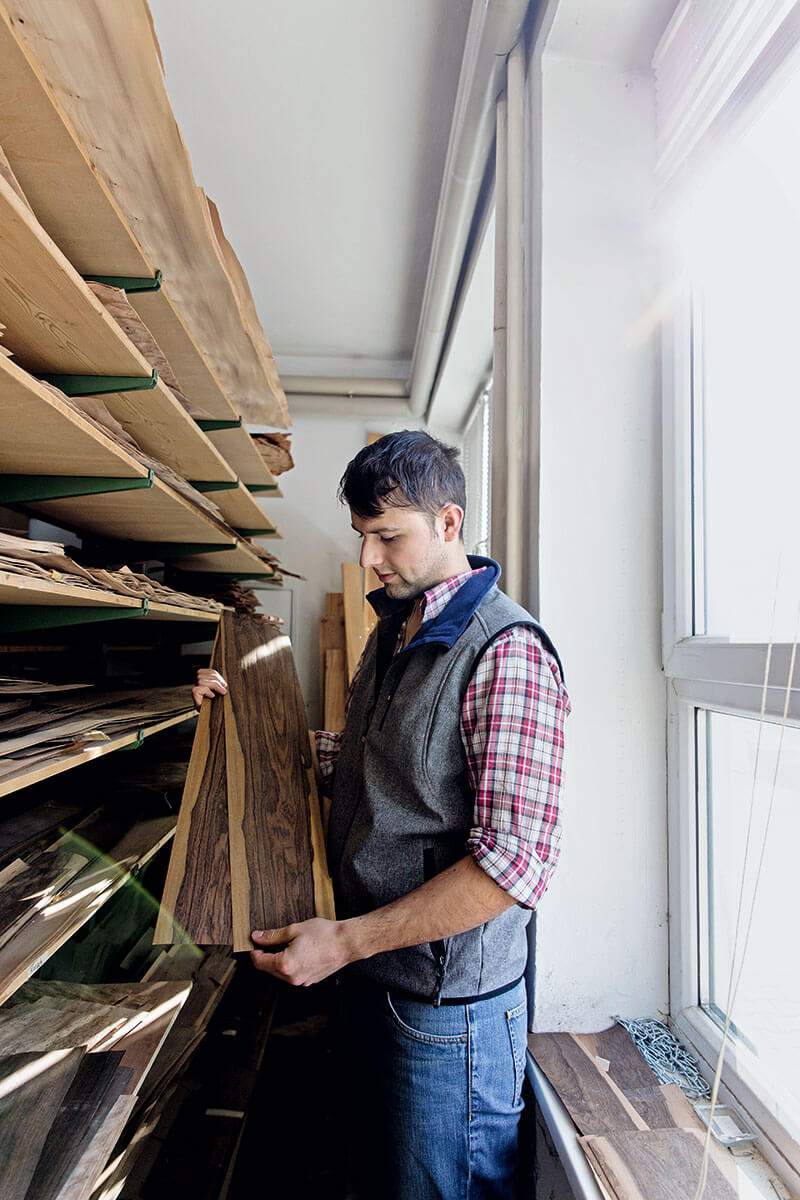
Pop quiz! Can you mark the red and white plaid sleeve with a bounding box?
[463,627,570,908]
[315,646,366,786]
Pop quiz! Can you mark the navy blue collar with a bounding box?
[366,556,501,652]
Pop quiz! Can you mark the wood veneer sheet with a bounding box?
[223,612,317,950]
[0,1048,84,1198]
[154,622,232,946]
[528,1032,649,1135]
[580,1130,740,1200]
[24,1050,132,1200]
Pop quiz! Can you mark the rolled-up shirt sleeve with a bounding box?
[462,627,571,908]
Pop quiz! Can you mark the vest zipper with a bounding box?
[424,847,448,1005]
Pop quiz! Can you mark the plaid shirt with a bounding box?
[317,567,570,908]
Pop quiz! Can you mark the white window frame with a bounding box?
[662,278,800,1188]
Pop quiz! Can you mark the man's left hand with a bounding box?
[250,919,351,986]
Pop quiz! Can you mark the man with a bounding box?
[193,430,570,1199]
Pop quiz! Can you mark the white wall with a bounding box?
[530,51,669,1029]
[255,412,462,730]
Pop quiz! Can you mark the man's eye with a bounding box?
[381,536,396,544]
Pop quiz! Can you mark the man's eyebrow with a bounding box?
[351,524,402,534]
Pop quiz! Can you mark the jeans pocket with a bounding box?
[386,992,468,1045]
[505,999,527,1108]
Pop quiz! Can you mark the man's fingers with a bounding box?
[251,926,292,947]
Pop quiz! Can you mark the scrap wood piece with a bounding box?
[0,1047,84,1198]
[222,612,318,950]
[23,1050,132,1200]
[250,431,294,475]
[154,622,232,946]
[528,1032,649,1135]
[579,1130,740,1200]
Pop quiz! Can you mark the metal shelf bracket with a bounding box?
[194,416,242,431]
[39,369,159,396]
[0,470,155,504]
[82,269,163,293]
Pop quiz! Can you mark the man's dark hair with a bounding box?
[338,430,467,534]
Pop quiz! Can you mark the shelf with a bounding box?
[0,572,222,628]
[0,814,177,1005]
[0,710,196,800]
[0,5,289,429]
[205,426,280,490]
[0,353,238,553]
[0,169,235,485]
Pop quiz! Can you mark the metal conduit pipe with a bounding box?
[281,376,409,399]
[407,0,530,417]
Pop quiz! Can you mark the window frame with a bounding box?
[663,275,800,1186]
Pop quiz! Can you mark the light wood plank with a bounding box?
[342,563,367,682]
[210,483,277,535]
[323,649,346,732]
[7,0,289,427]
[154,625,232,946]
[176,545,276,576]
[206,427,279,489]
[0,170,233,483]
[0,8,241,424]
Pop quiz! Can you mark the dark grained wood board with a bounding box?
[580,1129,739,1200]
[24,1050,132,1200]
[528,1032,649,1135]
[223,612,316,950]
[0,1047,84,1198]
[154,622,232,945]
[574,1025,704,1131]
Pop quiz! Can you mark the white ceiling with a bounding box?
[148,0,472,382]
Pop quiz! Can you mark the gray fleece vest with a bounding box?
[327,575,561,1002]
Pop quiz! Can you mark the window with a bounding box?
[664,38,800,1173]
[461,388,491,557]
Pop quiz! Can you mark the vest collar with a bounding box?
[366,556,501,652]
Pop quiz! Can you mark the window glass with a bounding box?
[703,709,800,1102]
[684,72,800,641]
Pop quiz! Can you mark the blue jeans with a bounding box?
[337,977,527,1199]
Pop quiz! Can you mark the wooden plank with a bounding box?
[206,428,279,490]
[342,563,366,682]
[210,483,277,536]
[0,171,233,483]
[528,1032,649,1135]
[25,1052,132,1200]
[307,767,336,922]
[574,1026,704,1131]
[154,624,232,946]
[223,613,316,950]
[579,1130,740,1200]
[364,567,380,637]
[176,545,276,576]
[0,1048,84,1198]
[7,0,289,427]
[323,648,346,732]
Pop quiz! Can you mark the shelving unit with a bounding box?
[0,4,293,1191]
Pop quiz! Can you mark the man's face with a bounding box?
[351,506,451,601]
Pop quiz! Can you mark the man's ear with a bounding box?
[440,503,464,542]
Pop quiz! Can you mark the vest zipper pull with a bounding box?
[433,952,447,1008]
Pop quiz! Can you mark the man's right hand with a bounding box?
[192,668,228,712]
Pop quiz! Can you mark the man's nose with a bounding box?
[359,538,383,571]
